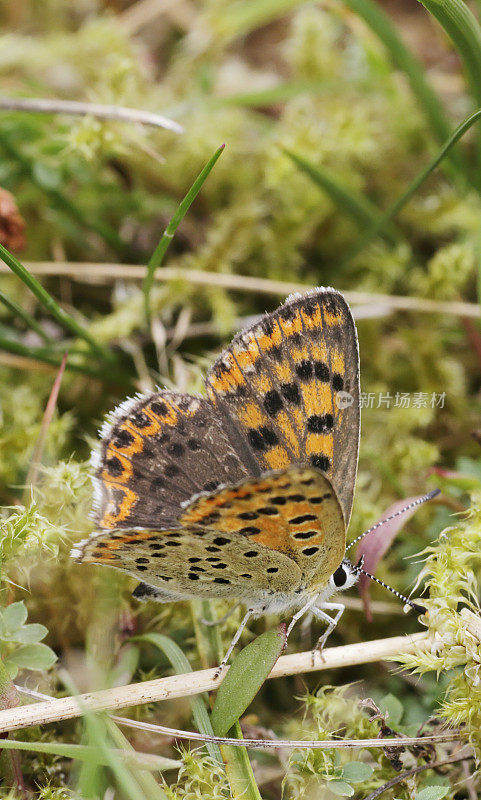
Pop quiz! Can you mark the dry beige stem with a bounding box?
[0,633,430,735]
[6,262,479,318]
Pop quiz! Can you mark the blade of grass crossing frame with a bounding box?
[341,0,464,176]
[0,290,52,343]
[59,671,150,800]
[344,108,481,264]
[418,0,481,185]
[132,633,222,764]
[143,144,225,325]
[284,149,399,242]
[0,242,117,364]
[0,738,179,772]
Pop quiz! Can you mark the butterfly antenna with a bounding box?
[346,489,440,552]
[355,566,426,614]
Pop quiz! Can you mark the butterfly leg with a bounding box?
[200,602,240,628]
[214,608,254,680]
[310,602,345,664]
[285,596,319,645]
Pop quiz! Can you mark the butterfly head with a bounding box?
[328,557,361,593]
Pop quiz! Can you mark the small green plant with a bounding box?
[0,602,56,679]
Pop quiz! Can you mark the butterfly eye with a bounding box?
[332,565,348,588]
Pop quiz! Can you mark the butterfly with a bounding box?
[72,288,363,671]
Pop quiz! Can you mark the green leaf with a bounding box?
[328,779,355,796]
[7,624,48,644]
[6,643,57,671]
[2,602,27,632]
[133,632,221,764]
[342,762,374,782]
[415,786,449,800]
[210,626,286,737]
[379,693,403,725]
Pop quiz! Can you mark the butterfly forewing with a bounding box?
[205,289,360,523]
[92,391,249,530]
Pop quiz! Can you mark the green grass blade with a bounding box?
[211,627,286,737]
[143,144,225,325]
[418,0,481,182]
[60,672,149,800]
[342,0,462,172]
[105,718,171,800]
[133,632,222,764]
[0,289,52,343]
[0,242,116,364]
[284,148,399,242]
[344,107,481,263]
[0,738,180,771]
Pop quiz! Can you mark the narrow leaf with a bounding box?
[0,289,51,343]
[0,241,116,363]
[342,0,460,170]
[211,626,286,737]
[284,149,398,242]
[344,107,481,263]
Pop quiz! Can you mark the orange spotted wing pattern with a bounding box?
[74,288,360,602]
[73,468,343,598]
[205,289,360,524]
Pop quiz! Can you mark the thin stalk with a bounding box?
[0,241,117,364]
[143,144,225,324]
[419,0,481,183]
[0,96,183,134]
[0,290,52,343]
[284,148,399,242]
[0,737,180,771]
[344,107,481,264]
[342,0,464,174]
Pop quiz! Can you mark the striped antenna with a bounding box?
[346,489,440,552]
[357,567,426,614]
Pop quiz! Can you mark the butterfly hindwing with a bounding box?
[92,391,249,530]
[205,288,360,524]
[74,467,344,597]
[72,514,302,601]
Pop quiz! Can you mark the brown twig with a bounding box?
[362,750,474,800]
[0,97,183,134]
